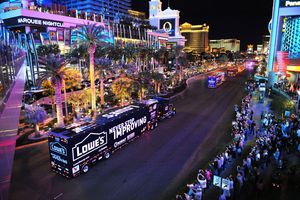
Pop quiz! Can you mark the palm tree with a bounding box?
[76,23,108,119]
[95,45,107,58]
[178,52,187,81]
[157,47,169,70]
[41,80,56,118]
[95,58,113,108]
[171,45,185,81]
[70,44,89,71]
[131,71,151,101]
[111,77,133,106]
[151,72,165,94]
[68,89,89,120]
[38,55,70,127]
[107,44,123,65]
[137,46,149,72]
[37,44,61,57]
[123,44,137,64]
[62,69,82,117]
[24,105,48,138]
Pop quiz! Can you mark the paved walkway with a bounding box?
[0,62,27,200]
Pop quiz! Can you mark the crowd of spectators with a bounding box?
[273,78,299,100]
[176,81,300,200]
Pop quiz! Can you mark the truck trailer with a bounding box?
[48,99,175,178]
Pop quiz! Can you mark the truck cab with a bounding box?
[151,97,176,120]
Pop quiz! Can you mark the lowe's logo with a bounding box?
[50,142,67,156]
[72,132,107,161]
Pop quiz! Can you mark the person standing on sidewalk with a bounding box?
[236,172,244,193]
[218,190,226,200]
[251,121,256,135]
[205,169,212,187]
[273,148,281,165]
[229,175,235,200]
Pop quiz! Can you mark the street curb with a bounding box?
[169,74,204,101]
[15,69,223,150]
[169,69,223,101]
[15,139,47,150]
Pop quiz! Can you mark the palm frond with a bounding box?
[37,55,70,86]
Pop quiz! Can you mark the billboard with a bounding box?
[64,29,71,45]
[160,18,175,36]
[49,30,57,43]
[57,29,64,42]
[40,32,51,45]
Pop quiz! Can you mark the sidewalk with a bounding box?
[197,90,272,200]
[196,90,300,200]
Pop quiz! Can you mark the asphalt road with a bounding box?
[9,71,249,200]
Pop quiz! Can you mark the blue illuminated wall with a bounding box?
[267,0,300,85]
[282,17,300,58]
[35,0,60,6]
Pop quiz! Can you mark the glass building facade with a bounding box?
[268,0,300,85]
[281,16,300,59]
[63,0,132,20]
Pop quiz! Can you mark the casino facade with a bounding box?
[268,0,300,85]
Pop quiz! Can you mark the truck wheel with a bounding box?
[82,165,89,173]
[104,151,111,159]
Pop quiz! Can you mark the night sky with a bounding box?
[132,0,274,50]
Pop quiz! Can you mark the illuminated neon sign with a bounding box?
[4,17,64,27]
[281,0,300,7]
[285,1,300,6]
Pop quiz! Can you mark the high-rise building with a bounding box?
[148,0,185,47]
[256,44,263,54]
[262,35,270,54]
[209,39,240,53]
[63,0,132,21]
[180,22,209,53]
[128,10,146,20]
[247,44,254,54]
[268,0,300,85]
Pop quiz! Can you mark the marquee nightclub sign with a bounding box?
[4,17,64,27]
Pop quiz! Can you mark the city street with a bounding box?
[9,71,249,200]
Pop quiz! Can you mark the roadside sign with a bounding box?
[213,175,221,187]
[221,178,230,190]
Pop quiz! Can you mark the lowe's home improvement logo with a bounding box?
[72,132,107,161]
[50,142,67,156]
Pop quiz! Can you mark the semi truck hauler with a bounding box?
[208,72,225,88]
[48,99,173,178]
[151,96,176,120]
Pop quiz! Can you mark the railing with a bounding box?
[0,29,26,115]
[3,5,102,22]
